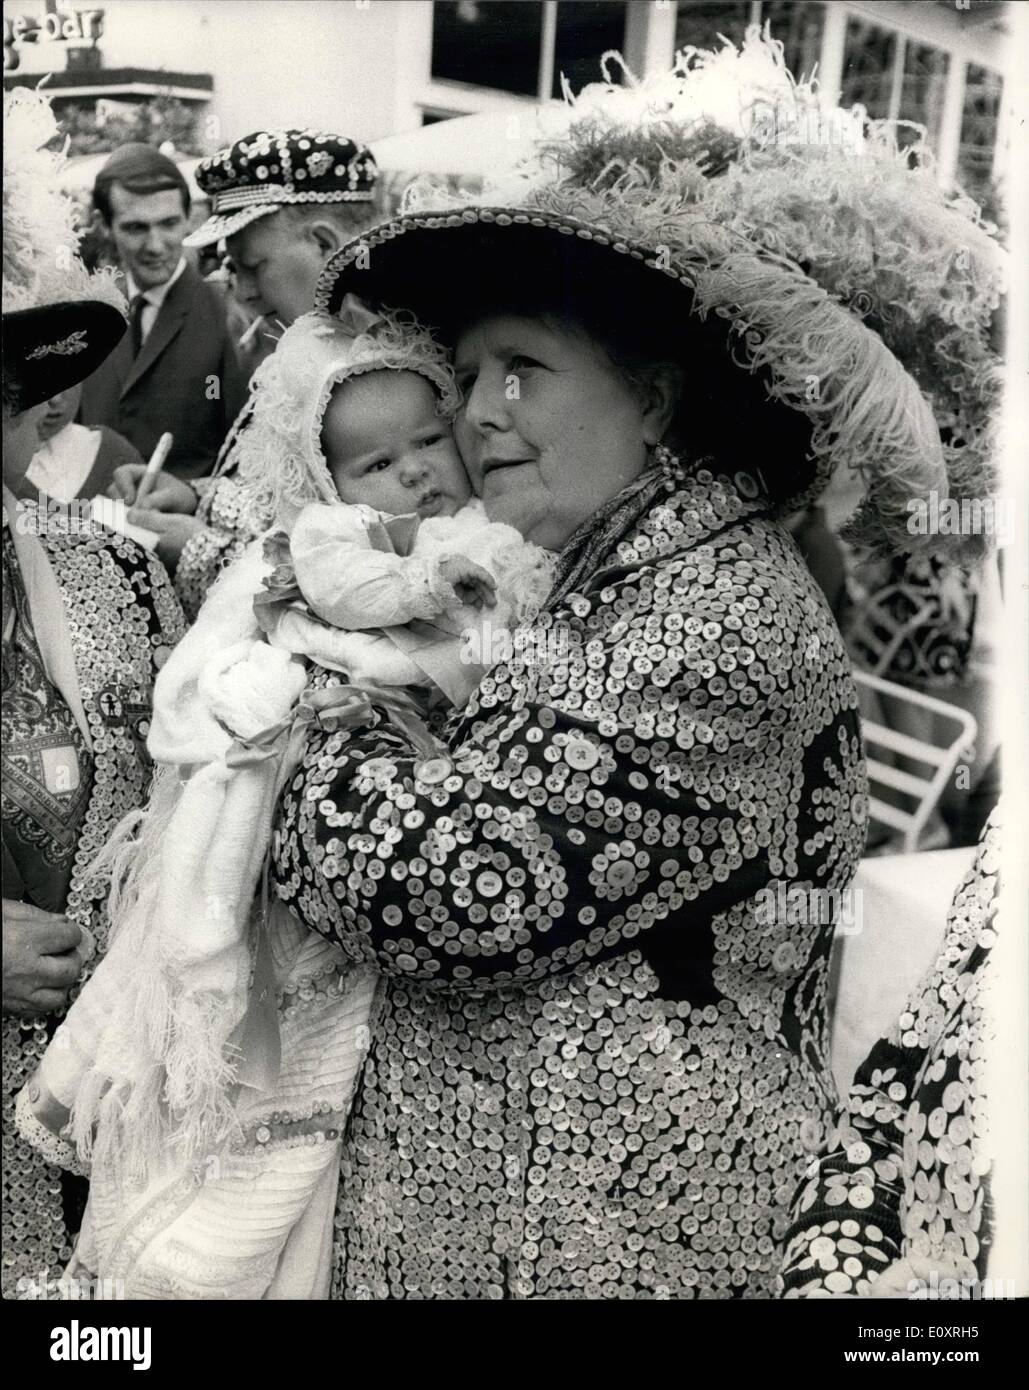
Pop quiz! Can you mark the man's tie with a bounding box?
[129,293,147,358]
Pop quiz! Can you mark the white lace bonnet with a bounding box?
[236,294,461,527]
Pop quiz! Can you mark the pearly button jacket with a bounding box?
[2,512,184,1299]
[271,467,869,1299]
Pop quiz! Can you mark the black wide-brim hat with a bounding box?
[3,300,127,410]
[315,201,947,551]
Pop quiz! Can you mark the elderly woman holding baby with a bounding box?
[26,36,985,1300]
[10,34,999,1301]
[262,139,959,1295]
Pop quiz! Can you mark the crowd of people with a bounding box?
[1,27,1010,1301]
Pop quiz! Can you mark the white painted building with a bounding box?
[4,1,1013,191]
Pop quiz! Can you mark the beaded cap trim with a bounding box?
[212,185,375,212]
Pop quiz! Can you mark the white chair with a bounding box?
[853,669,978,853]
[849,596,938,680]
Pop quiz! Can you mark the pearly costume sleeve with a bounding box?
[176,474,270,623]
[271,533,867,991]
[290,503,455,631]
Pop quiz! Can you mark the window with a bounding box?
[958,63,1003,197]
[899,40,950,152]
[674,2,751,55]
[760,1,823,83]
[552,1,628,98]
[673,3,823,84]
[430,0,628,100]
[432,1,544,96]
[840,14,898,121]
[840,15,952,157]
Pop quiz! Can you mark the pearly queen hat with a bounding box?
[536,30,1004,566]
[315,200,946,555]
[313,29,1003,560]
[3,88,127,411]
[184,129,378,247]
[3,302,127,411]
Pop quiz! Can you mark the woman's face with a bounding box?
[454,315,667,550]
[38,382,82,444]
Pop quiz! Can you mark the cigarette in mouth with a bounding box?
[238,314,266,347]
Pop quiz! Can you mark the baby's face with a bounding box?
[322,370,470,518]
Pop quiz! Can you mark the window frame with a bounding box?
[814,0,1005,184]
[413,0,638,121]
[397,1,1007,187]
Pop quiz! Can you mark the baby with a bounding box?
[16,301,554,1299]
[254,320,550,705]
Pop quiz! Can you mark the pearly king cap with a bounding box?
[184,129,378,247]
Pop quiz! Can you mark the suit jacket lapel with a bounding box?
[119,267,193,399]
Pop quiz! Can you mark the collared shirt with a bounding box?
[125,256,187,345]
[26,422,102,502]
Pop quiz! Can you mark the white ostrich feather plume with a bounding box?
[3,86,125,317]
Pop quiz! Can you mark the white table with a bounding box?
[829,846,976,1093]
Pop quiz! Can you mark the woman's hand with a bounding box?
[108,465,199,516]
[2,901,87,1017]
[438,555,497,610]
[126,509,206,572]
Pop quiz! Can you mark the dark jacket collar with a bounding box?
[120,262,200,398]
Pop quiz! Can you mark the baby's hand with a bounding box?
[438,555,497,610]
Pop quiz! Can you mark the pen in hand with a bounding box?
[134,432,174,507]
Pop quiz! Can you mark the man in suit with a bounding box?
[79,144,248,482]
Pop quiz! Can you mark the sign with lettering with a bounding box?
[4,9,105,70]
